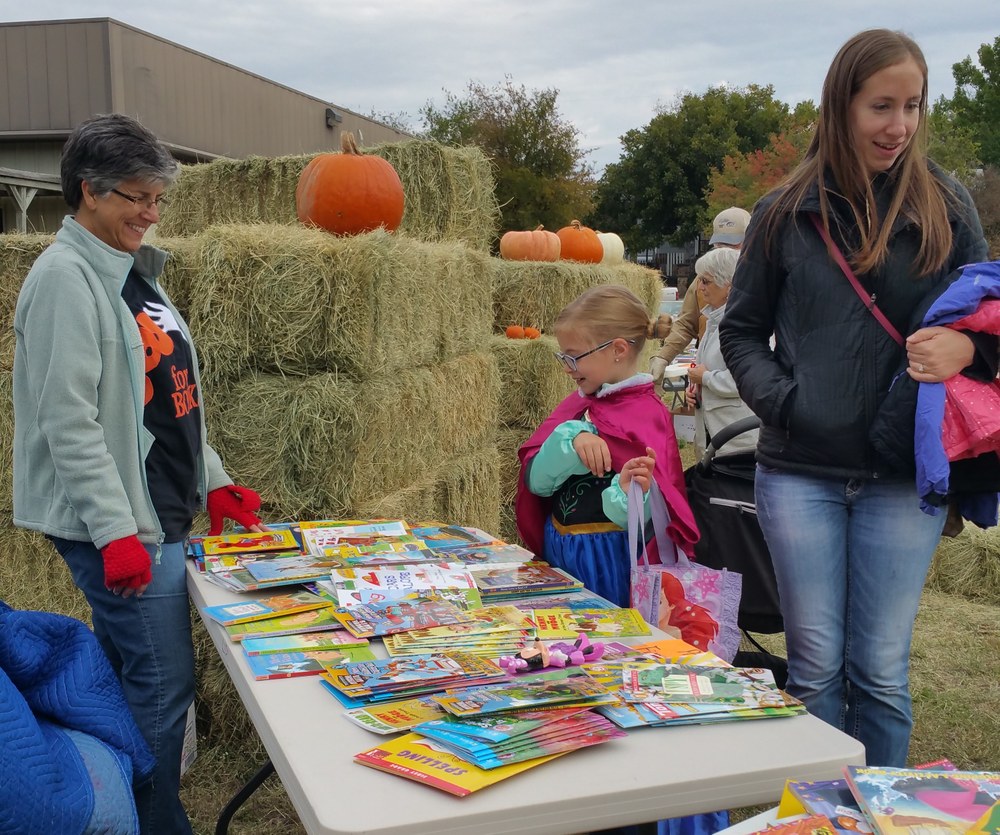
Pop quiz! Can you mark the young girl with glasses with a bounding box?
[516,284,725,835]
[515,284,698,608]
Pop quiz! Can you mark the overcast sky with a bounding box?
[1,1,992,171]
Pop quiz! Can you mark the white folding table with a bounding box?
[187,562,865,835]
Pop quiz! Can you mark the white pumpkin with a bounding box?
[597,231,626,264]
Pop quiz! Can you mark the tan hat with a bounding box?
[709,206,751,246]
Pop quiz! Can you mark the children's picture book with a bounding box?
[240,630,369,655]
[301,520,430,562]
[197,528,300,556]
[843,766,1000,835]
[508,590,618,612]
[324,564,479,606]
[746,814,840,835]
[620,663,785,709]
[332,594,477,638]
[243,646,376,680]
[414,711,626,769]
[530,608,651,639]
[343,697,447,735]
[435,543,537,570]
[242,555,339,584]
[785,778,873,835]
[223,606,344,641]
[407,522,502,551]
[473,563,583,596]
[203,591,331,627]
[432,674,613,717]
[354,733,563,796]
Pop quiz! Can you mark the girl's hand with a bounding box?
[573,432,612,475]
[621,446,656,493]
[906,327,975,382]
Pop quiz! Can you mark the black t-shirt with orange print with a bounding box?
[121,269,201,542]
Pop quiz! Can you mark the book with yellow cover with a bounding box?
[203,591,330,626]
[530,608,651,640]
[199,528,300,556]
[353,733,562,796]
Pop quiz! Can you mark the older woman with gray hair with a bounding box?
[685,247,760,458]
[13,113,264,834]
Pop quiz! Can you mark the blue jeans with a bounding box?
[52,537,195,835]
[753,467,944,767]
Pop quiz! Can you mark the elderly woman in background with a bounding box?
[13,114,264,834]
[686,247,760,459]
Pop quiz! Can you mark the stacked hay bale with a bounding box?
[490,257,663,544]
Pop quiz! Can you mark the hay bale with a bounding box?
[0,525,89,621]
[0,234,53,371]
[491,335,575,430]
[927,526,1000,606]
[177,225,493,386]
[493,260,662,331]
[206,353,500,521]
[355,447,501,535]
[156,140,500,251]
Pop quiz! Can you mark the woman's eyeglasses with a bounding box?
[110,188,170,210]
[554,338,634,372]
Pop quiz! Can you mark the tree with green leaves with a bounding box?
[418,78,595,237]
[588,84,791,252]
[935,36,1000,169]
[927,98,981,183]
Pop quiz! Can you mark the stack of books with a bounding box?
[472,563,584,602]
[382,605,536,657]
[599,661,805,729]
[412,705,626,769]
[331,594,479,639]
[774,763,1000,835]
[319,652,507,708]
[528,607,651,640]
[202,590,333,628]
[430,668,617,716]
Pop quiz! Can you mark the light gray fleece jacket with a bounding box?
[13,216,231,549]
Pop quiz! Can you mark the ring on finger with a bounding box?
[916,363,925,373]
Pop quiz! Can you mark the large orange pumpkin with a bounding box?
[499,225,561,261]
[295,132,405,235]
[556,220,603,263]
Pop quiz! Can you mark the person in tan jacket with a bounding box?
[650,206,751,382]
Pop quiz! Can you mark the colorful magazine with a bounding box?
[433,674,613,717]
[223,606,344,641]
[843,766,1000,835]
[240,630,369,655]
[354,733,563,796]
[323,564,479,606]
[243,646,376,680]
[530,608,651,639]
[343,697,447,735]
[198,528,300,556]
[332,594,477,638]
[203,591,331,626]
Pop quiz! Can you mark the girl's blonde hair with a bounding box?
[554,285,670,351]
[760,28,957,277]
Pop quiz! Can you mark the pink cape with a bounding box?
[515,381,700,561]
[943,300,1000,461]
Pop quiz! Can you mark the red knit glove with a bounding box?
[100,535,152,589]
[207,485,263,535]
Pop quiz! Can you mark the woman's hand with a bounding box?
[906,327,975,382]
[573,432,612,475]
[686,363,707,385]
[620,446,657,494]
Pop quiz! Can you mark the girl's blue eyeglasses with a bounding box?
[553,338,633,372]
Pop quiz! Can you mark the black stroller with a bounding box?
[682,416,788,687]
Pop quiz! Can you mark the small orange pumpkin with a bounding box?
[556,220,603,263]
[523,327,541,339]
[505,325,526,339]
[499,225,561,261]
[296,132,405,236]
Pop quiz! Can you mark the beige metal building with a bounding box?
[0,17,411,233]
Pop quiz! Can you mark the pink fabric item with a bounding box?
[515,381,699,560]
[942,300,1000,462]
